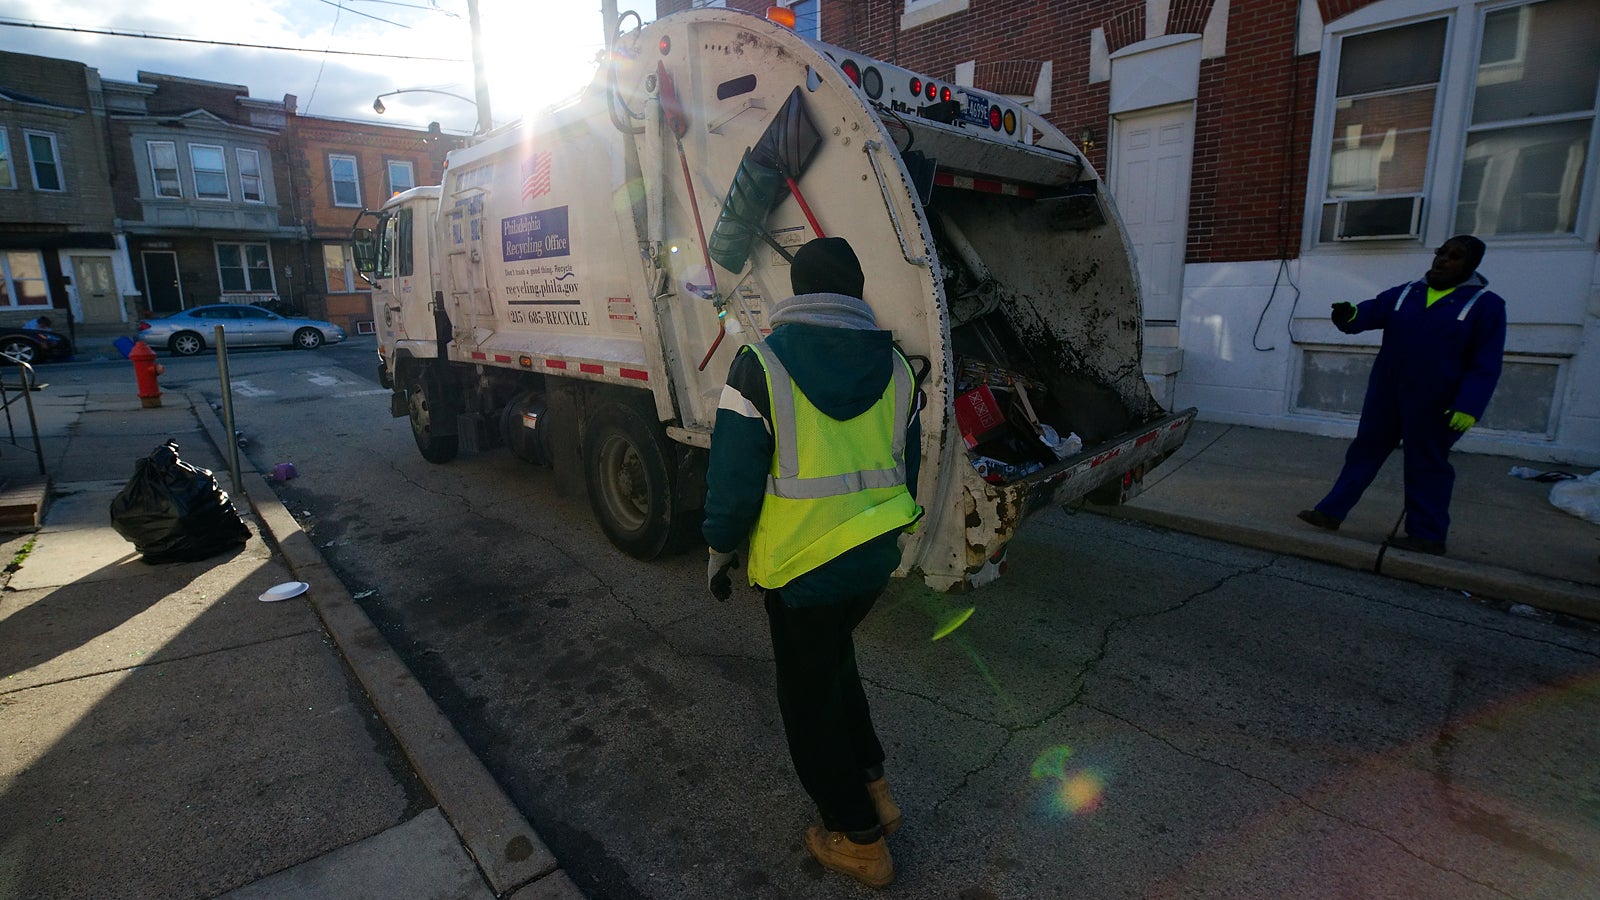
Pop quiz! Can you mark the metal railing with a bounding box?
[0,355,47,477]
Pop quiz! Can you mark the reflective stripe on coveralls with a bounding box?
[1394,282,1483,321]
[745,341,921,589]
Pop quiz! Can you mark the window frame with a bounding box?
[215,241,275,293]
[330,153,362,208]
[1305,0,1600,250]
[189,143,230,201]
[385,159,415,198]
[236,147,264,203]
[0,127,14,191]
[0,250,50,308]
[23,129,64,192]
[148,140,183,199]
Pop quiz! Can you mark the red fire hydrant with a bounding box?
[130,340,164,408]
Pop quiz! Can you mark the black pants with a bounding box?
[764,588,886,834]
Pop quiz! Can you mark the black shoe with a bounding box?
[1297,509,1341,531]
[1388,535,1446,555]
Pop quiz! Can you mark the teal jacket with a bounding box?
[703,293,922,607]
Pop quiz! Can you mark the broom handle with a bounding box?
[786,175,825,238]
[678,141,717,293]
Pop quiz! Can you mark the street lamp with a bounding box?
[372,89,483,130]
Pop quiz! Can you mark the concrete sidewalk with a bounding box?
[0,373,581,899]
[1096,420,1600,621]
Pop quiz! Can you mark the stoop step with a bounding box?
[0,477,49,531]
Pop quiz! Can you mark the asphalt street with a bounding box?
[124,339,1600,899]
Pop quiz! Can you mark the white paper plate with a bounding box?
[259,581,309,602]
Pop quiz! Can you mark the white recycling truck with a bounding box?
[354,7,1195,590]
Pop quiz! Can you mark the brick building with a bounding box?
[0,52,125,330]
[655,0,1600,465]
[102,72,304,323]
[285,114,458,333]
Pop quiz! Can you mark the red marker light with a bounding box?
[659,35,671,55]
[925,81,937,100]
[841,59,861,85]
[940,86,952,102]
[989,105,1002,130]
[910,76,922,96]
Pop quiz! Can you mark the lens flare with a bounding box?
[1031,745,1106,817]
[932,605,975,641]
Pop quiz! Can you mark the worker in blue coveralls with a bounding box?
[703,236,921,889]
[1298,235,1506,555]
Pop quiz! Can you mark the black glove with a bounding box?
[1331,302,1357,325]
[708,549,738,601]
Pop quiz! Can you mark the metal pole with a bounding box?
[466,0,494,134]
[214,325,244,497]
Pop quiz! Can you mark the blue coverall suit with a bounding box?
[1313,274,1506,542]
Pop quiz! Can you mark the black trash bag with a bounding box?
[109,440,250,564]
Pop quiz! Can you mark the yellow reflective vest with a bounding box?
[745,342,922,589]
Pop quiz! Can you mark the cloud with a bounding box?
[1,0,621,135]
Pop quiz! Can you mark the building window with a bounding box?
[0,251,49,307]
[386,160,415,197]
[1318,18,1445,242]
[322,244,370,293]
[190,144,229,200]
[330,154,361,207]
[783,0,819,39]
[1454,0,1598,236]
[0,127,14,190]
[1313,0,1600,245]
[237,148,264,203]
[148,141,182,198]
[23,130,63,192]
[216,242,274,293]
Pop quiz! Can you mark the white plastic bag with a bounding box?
[1549,470,1600,526]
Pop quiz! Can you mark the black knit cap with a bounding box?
[790,237,865,299]
[1447,234,1486,272]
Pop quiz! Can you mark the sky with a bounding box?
[0,0,648,135]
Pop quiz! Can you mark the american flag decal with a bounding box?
[521,152,552,203]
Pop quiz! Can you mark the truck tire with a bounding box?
[408,368,458,464]
[583,402,687,559]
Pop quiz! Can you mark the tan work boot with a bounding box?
[805,825,894,889]
[866,777,902,835]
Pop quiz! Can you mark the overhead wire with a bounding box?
[0,19,466,62]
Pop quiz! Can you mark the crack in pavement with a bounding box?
[1090,701,1521,899]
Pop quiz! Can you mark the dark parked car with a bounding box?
[0,326,74,364]
[137,304,346,356]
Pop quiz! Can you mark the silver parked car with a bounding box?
[137,304,347,356]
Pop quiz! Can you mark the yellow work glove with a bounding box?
[1446,411,1476,432]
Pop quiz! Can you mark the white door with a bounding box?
[1111,104,1195,326]
[70,256,120,323]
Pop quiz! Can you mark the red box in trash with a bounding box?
[954,385,1007,449]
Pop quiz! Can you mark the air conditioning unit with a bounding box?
[1323,195,1423,241]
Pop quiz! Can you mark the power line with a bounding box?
[349,0,460,16]
[0,19,466,62]
[311,0,409,28]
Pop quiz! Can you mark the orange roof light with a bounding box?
[767,6,796,29]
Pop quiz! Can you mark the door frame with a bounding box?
[67,253,123,324]
[1109,101,1197,329]
[141,250,184,314]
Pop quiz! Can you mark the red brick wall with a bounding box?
[287,117,454,240]
[644,2,1400,264]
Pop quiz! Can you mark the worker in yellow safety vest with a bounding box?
[703,236,922,889]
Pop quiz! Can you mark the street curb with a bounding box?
[187,390,578,898]
[1098,503,1600,621]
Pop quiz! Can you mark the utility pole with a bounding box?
[466,0,494,134]
[601,0,619,48]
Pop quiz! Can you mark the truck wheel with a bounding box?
[584,402,684,559]
[408,369,458,464]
